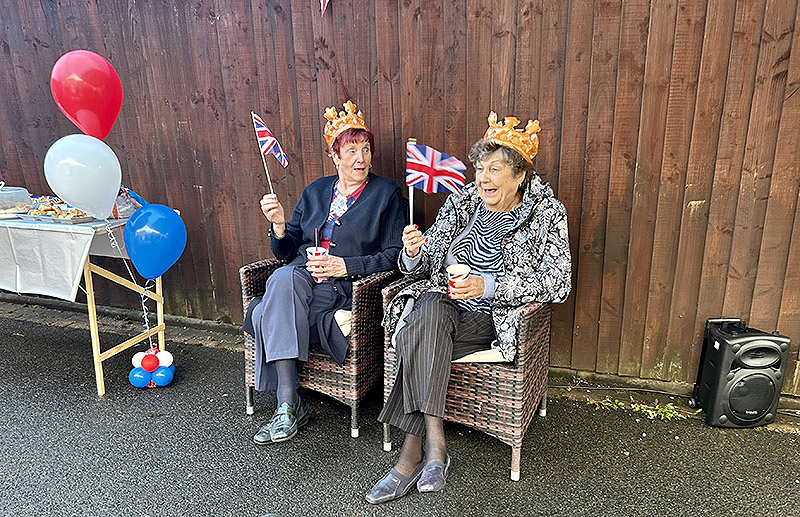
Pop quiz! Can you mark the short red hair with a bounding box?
[331,127,374,157]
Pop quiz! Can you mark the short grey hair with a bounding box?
[468,139,533,187]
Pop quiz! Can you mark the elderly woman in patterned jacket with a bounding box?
[243,101,406,446]
[366,112,572,504]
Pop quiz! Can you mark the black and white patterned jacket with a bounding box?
[383,175,572,361]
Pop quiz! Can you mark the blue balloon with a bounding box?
[129,367,152,388]
[152,365,174,386]
[124,204,187,279]
[169,364,175,374]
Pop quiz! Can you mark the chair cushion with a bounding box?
[451,348,508,363]
[334,309,352,336]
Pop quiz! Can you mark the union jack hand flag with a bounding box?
[321,0,330,16]
[252,112,289,168]
[406,142,466,195]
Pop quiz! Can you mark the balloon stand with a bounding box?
[129,348,175,388]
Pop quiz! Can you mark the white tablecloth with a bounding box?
[0,218,127,301]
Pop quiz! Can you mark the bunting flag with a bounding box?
[321,0,330,16]
[406,141,466,195]
[252,112,289,168]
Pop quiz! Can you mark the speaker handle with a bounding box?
[706,317,745,334]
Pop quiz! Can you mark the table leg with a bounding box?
[84,259,105,397]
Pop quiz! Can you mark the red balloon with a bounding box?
[141,354,160,373]
[50,50,123,140]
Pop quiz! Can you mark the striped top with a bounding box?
[449,202,526,313]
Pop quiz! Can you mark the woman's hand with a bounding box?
[448,275,485,300]
[306,254,348,278]
[260,193,286,237]
[402,224,426,258]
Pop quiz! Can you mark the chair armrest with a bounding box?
[351,270,402,335]
[239,258,287,309]
[513,302,552,366]
[381,276,417,308]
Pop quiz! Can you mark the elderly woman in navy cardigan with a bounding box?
[244,101,406,445]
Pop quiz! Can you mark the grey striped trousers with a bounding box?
[378,292,495,436]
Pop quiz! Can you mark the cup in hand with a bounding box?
[446,264,470,290]
[306,246,329,260]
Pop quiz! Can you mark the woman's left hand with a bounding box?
[448,274,485,300]
[306,254,348,278]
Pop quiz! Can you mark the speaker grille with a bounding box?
[729,374,775,421]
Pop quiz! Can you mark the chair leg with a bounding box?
[538,392,548,417]
[511,446,521,481]
[383,423,392,451]
[351,405,359,438]
[246,386,254,415]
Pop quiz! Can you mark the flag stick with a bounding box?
[408,185,414,227]
[260,151,274,194]
[407,137,416,227]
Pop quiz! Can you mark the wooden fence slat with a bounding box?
[723,0,798,322]
[639,0,707,381]
[290,0,325,188]
[692,0,767,348]
[490,0,517,115]
[534,0,568,191]
[596,0,650,375]
[465,0,495,192]
[374,0,404,186]
[513,0,542,145]
[549,0,593,368]
[618,0,677,378]
[570,0,620,372]
[663,0,736,383]
[765,1,800,393]
[443,0,469,171]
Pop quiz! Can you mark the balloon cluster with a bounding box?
[46,50,188,280]
[129,348,175,389]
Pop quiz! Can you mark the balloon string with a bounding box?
[140,278,157,350]
[105,217,154,350]
[105,219,137,285]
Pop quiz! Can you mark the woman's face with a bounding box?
[474,149,524,212]
[333,138,372,185]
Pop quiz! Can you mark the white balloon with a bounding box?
[43,134,121,219]
[132,351,145,368]
[157,350,174,367]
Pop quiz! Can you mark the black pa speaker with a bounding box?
[688,318,791,428]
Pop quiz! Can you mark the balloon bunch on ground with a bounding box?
[129,348,175,388]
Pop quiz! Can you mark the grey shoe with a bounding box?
[253,423,274,445]
[365,462,425,504]
[269,397,310,442]
[417,455,451,492]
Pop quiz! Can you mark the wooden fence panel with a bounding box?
[1,0,799,393]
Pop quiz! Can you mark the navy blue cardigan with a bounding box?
[271,173,407,280]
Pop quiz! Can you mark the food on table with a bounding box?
[27,203,90,219]
[0,202,33,214]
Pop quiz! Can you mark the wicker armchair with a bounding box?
[381,277,551,480]
[240,258,400,438]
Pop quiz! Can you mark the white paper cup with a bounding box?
[446,264,470,289]
[306,246,329,260]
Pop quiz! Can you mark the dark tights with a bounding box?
[274,358,299,406]
[394,414,447,476]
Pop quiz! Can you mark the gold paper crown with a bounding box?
[483,111,541,163]
[323,100,370,151]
